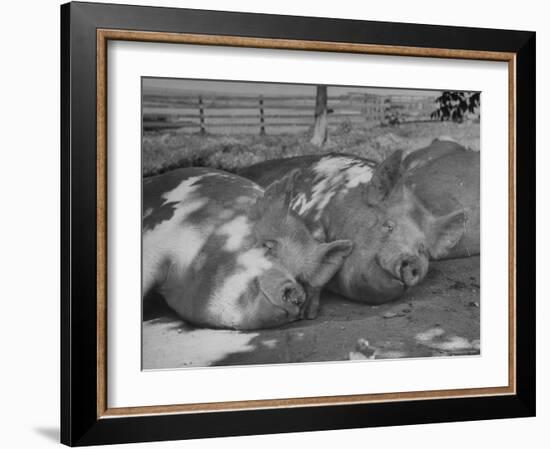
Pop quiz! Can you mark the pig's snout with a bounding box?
[396,256,422,287]
[281,283,306,306]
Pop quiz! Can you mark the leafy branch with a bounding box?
[431,92,480,122]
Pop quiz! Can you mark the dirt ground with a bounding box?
[142,256,480,370]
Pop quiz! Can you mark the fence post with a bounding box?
[198,95,205,135]
[259,95,265,135]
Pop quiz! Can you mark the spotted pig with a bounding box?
[143,167,353,329]
[240,151,466,304]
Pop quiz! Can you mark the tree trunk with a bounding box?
[311,85,328,147]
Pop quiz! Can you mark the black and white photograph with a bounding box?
[0,0,542,446]
[141,78,481,370]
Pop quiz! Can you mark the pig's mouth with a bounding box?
[386,272,407,289]
[374,255,406,290]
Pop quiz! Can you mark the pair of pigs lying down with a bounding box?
[143,139,480,330]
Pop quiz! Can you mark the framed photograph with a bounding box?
[61,1,535,446]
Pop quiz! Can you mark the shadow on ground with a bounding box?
[34,427,59,443]
[142,256,480,369]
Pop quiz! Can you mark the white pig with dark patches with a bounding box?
[143,167,353,329]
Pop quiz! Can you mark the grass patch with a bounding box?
[143,121,479,178]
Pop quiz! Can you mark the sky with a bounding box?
[142,77,450,98]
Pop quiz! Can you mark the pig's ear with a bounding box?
[252,169,300,218]
[364,150,404,205]
[428,209,467,259]
[307,240,353,288]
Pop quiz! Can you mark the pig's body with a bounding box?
[143,167,352,329]
[403,139,480,259]
[240,150,467,304]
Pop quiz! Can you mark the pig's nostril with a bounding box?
[397,257,422,286]
[282,285,305,305]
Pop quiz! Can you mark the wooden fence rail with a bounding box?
[142,93,438,134]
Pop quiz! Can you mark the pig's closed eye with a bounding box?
[262,240,278,255]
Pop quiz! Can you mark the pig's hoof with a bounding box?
[304,306,319,320]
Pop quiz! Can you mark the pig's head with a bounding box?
[327,151,466,304]
[210,170,353,329]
